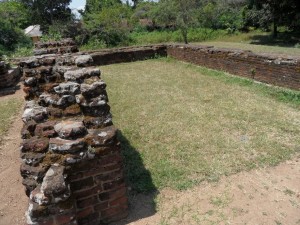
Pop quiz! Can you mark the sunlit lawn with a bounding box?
[102,59,300,192]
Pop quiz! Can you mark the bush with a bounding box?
[129,28,228,45]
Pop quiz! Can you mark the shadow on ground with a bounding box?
[111,131,158,225]
[249,31,300,47]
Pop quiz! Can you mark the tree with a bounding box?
[83,4,132,47]
[20,0,72,30]
[0,0,29,28]
[247,0,300,37]
[85,0,122,13]
[152,0,198,44]
[0,1,31,54]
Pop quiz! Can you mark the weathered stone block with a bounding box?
[64,67,100,83]
[21,137,49,153]
[21,152,46,166]
[49,137,86,153]
[54,82,80,95]
[85,126,118,147]
[75,55,93,67]
[22,104,48,123]
[54,121,87,140]
[35,121,57,138]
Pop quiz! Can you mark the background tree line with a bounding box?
[0,0,299,55]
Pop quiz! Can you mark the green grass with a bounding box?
[129,28,228,45]
[101,59,300,192]
[194,30,300,56]
[0,97,23,143]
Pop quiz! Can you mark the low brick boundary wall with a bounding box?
[167,45,300,90]
[19,52,128,224]
[86,45,167,66]
[83,44,300,90]
[34,38,79,56]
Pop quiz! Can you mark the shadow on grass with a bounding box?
[249,31,300,47]
[112,130,158,225]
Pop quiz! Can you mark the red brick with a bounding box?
[71,177,94,192]
[54,213,75,224]
[76,207,94,219]
[99,186,127,202]
[101,205,128,219]
[77,212,100,225]
[94,170,123,184]
[94,201,109,212]
[77,195,99,209]
[73,185,103,200]
[109,196,128,207]
[102,178,125,191]
[34,217,55,225]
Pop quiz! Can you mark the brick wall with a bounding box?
[0,57,20,95]
[34,38,79,56]
[19,43,128,224]
[166,45,300,90]
[86,45,167,66]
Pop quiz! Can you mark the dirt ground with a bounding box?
[0,88,299,225]
[0,87,27,225]
[117,156,300,225]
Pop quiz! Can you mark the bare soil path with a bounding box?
[117,156,300,225]
[0,87,27,225]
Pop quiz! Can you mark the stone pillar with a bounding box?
[19,52,128,224]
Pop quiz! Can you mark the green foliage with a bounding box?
[0,1,32,56]
[0,1,29,28]
[152,0,199,43]
[80,37,107,51]
[85,0,122,13]
[20,0,72,30]
[130,29,227,45]
[9,46,33,58]
[198,1,244,33]
[83,4,133,47]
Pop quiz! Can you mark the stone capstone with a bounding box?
[49,137,86,153]
[54,82,80,95]
[75,94,108,107]
[64,67,100,82]
[22,104,48,123]
[39,93,76,107]
[80,81,106,98]
[75,55,93,67]
[85,126,118,147]
[54,121,87,139]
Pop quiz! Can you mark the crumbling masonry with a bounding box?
[0,56,20,95]
[19,40,128,225]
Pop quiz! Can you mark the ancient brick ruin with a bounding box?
[19,41,128,224]
[33,38,79,56]
[83,45,300,90]
[0,56,20,95]
[17,40,299,224]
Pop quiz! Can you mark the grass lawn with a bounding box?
[101,59,300,192]
[0,97,23,143]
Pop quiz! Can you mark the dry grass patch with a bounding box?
[101,59,300,192]
[0,97,22,144]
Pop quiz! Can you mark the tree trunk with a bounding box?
[273,20,278,38]
[181,28,188,44]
